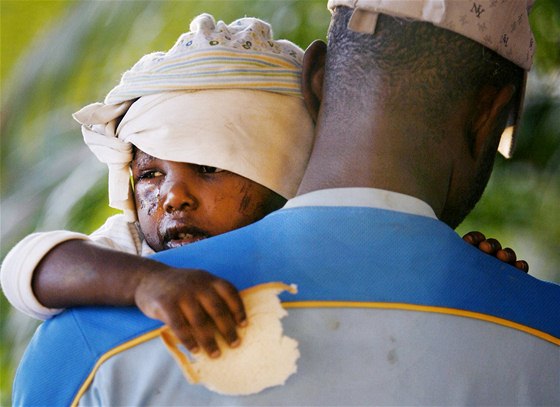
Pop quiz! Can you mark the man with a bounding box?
[13,1,559,406]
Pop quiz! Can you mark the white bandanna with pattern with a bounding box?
[73,14,314,221]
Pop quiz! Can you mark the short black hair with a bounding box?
[325,7,524,127]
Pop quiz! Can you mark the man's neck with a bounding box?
[297,110,451,219]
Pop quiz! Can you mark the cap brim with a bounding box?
[498,71,528,158]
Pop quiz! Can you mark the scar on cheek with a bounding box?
[239,193,252,214]
[238,180,252,213]
[137,184,160,215]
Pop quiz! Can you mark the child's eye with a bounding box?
[137,170,164,180]
[199,166,224,174]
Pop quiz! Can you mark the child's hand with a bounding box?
[462,231,529,273]
[134,268,247,358]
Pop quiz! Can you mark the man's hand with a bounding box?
[462,231,529,273]
[134,268,247,358]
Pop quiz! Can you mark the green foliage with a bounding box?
[0,1,558,404]
[530,0,560,73]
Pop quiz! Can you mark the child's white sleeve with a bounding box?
[88,215,145,255]
[1,231,89,320]
[0,215,144,320]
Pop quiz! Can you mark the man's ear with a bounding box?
[470,84,516,159]
[302,40,327,123]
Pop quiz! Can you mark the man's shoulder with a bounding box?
[152,205,560,338]
[93,214,560,340]
[13,306,161,406]
[35,306,161,358]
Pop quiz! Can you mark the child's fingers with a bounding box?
[462,231,486,246]
[164,310,200,354]
[181,300,222,358]
[496,247,517,264]
[198,292,241,349]
[515,260,529,273]
[213,280,247,327]
[464,235,528,273]
[478,238,502,254]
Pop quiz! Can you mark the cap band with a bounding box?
[328,0,534,158]
[328,0,535,70]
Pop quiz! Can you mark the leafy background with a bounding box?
[1,0,558,403]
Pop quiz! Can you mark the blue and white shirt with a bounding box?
[13,188,560,406]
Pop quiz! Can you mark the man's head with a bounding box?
[301,1,532,228]
[74,14,314,249]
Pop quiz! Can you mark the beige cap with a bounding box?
[327,0,535,157]
[328,0,535,70]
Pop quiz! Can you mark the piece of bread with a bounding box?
[160,282,299,395]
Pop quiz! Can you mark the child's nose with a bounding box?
[162,181,198,213]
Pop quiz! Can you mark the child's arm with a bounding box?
[462,231,529,272]
[32,239,245,358]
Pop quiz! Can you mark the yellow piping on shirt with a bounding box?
[284,301,560,345]
[70,327,166,407]
[71,299,559,405]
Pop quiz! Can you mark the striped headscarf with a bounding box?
[74,14,314,221]
[105,14,305,103]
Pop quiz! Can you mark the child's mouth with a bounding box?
[163,226,210,250]
[166,232,206,249]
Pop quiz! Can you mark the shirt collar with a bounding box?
[284,188,437,219]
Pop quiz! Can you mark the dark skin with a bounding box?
[33,149,286,358]
[462,231,529,273]
[32,153,528,358]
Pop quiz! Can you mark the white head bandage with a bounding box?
[73,14,313,221]
[327,0,535,157]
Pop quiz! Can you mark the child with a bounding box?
[2,14,314,358]
[1,13,527,359]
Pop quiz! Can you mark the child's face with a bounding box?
[131,149,286,252]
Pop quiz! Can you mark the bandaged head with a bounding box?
[327,0,536,158]
[74,14,314,221]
